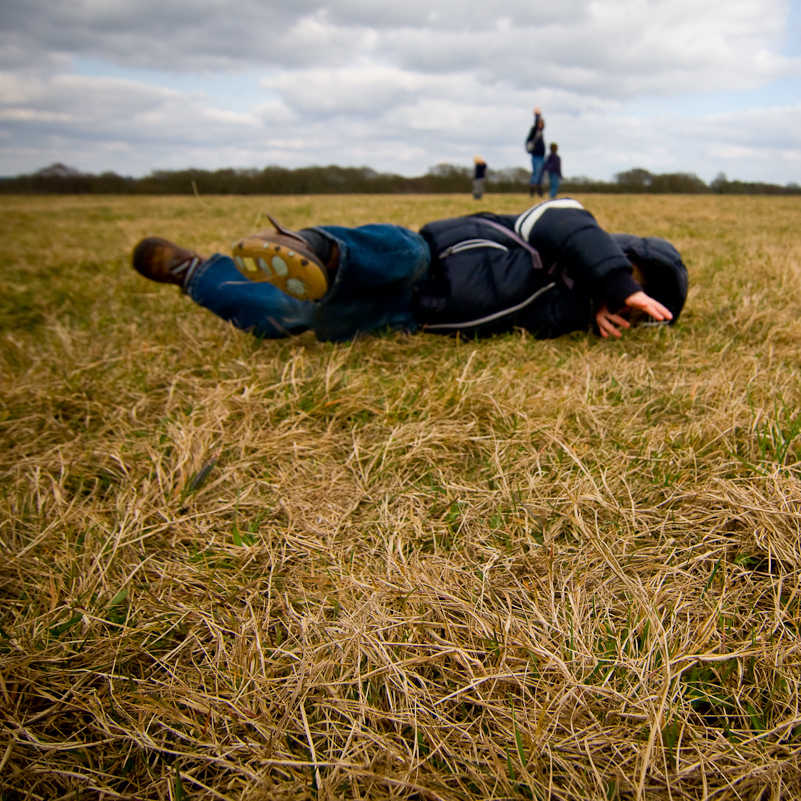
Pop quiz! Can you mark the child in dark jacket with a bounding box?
[544,143,562,199]
[473,156,487,200]
[132,199,687,343]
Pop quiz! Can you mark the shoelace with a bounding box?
[171,255,202,288]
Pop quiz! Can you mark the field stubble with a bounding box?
[2,194,801,799]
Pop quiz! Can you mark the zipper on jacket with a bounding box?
[424,282,557,331]
[438,239,509,259]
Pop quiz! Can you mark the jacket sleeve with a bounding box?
[526,114,542,142]
[513,201,641,309]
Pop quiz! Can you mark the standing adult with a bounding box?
[525,107,546,198]
[473,156,487,200]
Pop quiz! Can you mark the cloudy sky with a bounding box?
[1,0,800,183]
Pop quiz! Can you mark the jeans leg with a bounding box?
[549,175,560,198]
[187,253,314,338]
[311,224,430,341]
[530,156,544,187]
[317,224,430,288]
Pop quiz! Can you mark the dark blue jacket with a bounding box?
[526,114,546,157]
[414,200,687,338]
[310,201,687,342]
[544,153,562,178]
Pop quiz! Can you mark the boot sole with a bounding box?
[232,238,328,300]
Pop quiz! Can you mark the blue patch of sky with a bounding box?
[617,77,801,119]
[72,57,279,111]
[787,0,801,56]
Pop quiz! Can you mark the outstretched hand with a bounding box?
[595,291,673,338]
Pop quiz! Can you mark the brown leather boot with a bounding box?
[232,215,329,300]
[132,237,204,290]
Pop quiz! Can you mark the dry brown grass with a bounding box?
[2,193,801,800]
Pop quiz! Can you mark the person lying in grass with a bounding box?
[132,198,687,343]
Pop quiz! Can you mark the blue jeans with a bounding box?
[187,224,430,342]
[530,155,545,185]
[548,173,560,198]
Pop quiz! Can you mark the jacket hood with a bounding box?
[612,233,689,323]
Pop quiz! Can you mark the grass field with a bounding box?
[2,192,801,800]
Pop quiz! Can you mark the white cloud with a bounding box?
[200,108,256,125]
[265,66,426,115]
[0,108,71,122]
[0,0,800,183]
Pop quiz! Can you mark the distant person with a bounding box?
[544,143,562,199]
[525,107,546,197]
[473,156,487,200]
[131,199,686,345]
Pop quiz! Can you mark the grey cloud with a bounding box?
[1,0,800,185]
[381,2,797,98]
[318,0,589,28]
[0,73,259,175]
[1,0,797,100]
[0,0,328,71]
[265,67,504,117]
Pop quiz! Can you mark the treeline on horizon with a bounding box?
[2,162,800,196]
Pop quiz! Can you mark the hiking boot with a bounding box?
[132,237,204,290]
[232,215,329,300]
